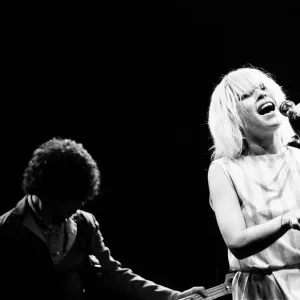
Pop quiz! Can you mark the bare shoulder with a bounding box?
[207,160,247,247]
[207,160,233,190]
[207,160,242,225]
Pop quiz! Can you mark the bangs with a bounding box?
[225,69,268,101]
[208,66,292,160]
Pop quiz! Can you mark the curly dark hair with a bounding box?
[22,137,101,203]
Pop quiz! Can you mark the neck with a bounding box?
[245,131,285,155]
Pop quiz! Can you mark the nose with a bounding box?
[256,90,267,101]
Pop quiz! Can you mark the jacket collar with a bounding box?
[12,195,85,222]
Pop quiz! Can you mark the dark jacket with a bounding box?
[0,196,179,300]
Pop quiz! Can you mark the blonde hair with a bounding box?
[208,67,294,160]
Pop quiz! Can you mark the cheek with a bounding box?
[271,95,282,107]
[266,83,285,104]
[239,109,264,131]
[238,102,257,123]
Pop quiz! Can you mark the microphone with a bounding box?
[279,100,300,137]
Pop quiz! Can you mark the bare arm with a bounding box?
[208,163,300,260]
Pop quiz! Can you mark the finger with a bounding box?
[291,223,300,230]
[290,217,300,230]
[287,109,294,118]
[287,107,300,118]
[295,106,300,117]
[192,287,208,297]
[291,224,300,230]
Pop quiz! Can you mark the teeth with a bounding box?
[260,103,274,110]
[258,102,275,115]
[258,102,274,112]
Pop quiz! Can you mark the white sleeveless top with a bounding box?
[212,146,300,271]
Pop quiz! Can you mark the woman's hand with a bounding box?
[281,209,300,230]
[287,103,300,118]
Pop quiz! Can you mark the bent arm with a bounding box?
[208,163,290,260]
[89,215,180,300]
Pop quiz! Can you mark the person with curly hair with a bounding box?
[207,66,300,300]
[0,137,207,300]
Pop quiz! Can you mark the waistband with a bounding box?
[233,263,300,275]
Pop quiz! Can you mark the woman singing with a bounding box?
[207,67,300,299]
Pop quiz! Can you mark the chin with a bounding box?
[270,120,282,129]
[261,116,282,128]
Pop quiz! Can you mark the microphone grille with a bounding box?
[279,100,295,116]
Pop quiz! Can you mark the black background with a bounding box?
[7,2,299,297]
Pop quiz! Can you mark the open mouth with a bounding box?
[258,102,275,115]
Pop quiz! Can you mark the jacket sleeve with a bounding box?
[88,214,180,300]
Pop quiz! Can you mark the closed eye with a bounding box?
[240,92,252,101]
[240,83,266,100]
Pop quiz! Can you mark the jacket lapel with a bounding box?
[63,216,77,257]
